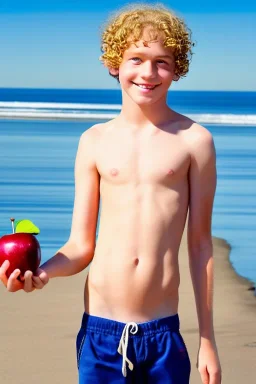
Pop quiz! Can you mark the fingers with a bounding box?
[199,366,209,384]
[7,270,34,293]
[209,371,222,384]
[32,268,49,289]
[6,269,24,292]
[0,262,49,293]
[199,367,221,384]
[23,271,35,293]
[0,260,10,287]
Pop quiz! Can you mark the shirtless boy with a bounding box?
[0,4,222,384]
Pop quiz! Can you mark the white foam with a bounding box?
[0,111,117,120]
[0,101,122,110]
[0,101,256,125]
[187,114,256,125]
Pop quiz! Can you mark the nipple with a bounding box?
[167,169,174,176]
[110,168,119,176]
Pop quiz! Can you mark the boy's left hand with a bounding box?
[197,340,222,384]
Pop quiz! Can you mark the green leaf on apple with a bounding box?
[14,219,40,235]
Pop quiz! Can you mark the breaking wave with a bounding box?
[0,101,255,125]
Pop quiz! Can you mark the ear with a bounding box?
[109,67,119,76]
[173,74,179,81]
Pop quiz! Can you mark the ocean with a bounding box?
[0,88,255,286]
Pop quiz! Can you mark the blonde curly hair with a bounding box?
[100,3,194,82]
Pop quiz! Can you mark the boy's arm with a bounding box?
[187,124,217,342]
[41,126,100,278]
[0,126,100,291]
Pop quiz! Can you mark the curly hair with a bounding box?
[100,3,194,82]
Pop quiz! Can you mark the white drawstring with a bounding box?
[117,322,138,377]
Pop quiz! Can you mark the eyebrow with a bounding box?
[156,55,173,59]
[126,52,173,60]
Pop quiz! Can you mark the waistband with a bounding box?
[80,312,180,337]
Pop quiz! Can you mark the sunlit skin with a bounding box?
[0,31,222,384]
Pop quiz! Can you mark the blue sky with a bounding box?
[0,1,255,90]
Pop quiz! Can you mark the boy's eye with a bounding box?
[131,57,141,63]
[130,57,168,65]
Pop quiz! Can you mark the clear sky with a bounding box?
[0,0,255,91]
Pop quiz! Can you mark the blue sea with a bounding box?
[0,88,255,286]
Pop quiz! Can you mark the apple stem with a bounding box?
[10,218,15,234]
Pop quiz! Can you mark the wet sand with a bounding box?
[0,234,255,383]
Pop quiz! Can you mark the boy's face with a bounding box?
[111,30,176,107]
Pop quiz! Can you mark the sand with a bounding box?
[0,234,255,384]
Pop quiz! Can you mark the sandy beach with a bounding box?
[0,233,255,384]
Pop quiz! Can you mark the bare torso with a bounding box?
[84,115,192,323]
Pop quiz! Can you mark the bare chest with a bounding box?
[96,131,190,186]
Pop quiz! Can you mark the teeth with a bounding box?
[137,84,155,89]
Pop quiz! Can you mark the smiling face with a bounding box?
[110,29,177,108]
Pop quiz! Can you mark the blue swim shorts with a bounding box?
[76,312,191,383]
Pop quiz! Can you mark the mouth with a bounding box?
[132,82,160,90]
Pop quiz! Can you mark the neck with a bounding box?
[119,90,174,129]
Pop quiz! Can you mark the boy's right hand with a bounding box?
[0,260,49,293]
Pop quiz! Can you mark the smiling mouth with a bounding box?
[132,82,160,90]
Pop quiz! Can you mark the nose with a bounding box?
[141,60,157,80]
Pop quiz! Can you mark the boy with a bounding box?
[0,4,222,384]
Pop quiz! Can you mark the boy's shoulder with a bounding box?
[78,122,108,147]
[81,120,114,138]
[178,114,214,146]
[174,113,215,159]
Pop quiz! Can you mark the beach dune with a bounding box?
[0,234,255,383]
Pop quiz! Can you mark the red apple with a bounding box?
[0,233,41,278]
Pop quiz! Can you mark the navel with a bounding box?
[134,258,139,266]
[110,168,119,176]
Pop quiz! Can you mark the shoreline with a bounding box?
[212,236,255,295]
